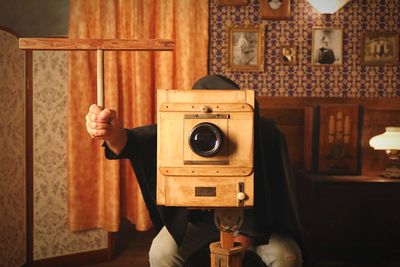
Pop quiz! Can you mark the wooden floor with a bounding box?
[82,228,156,267]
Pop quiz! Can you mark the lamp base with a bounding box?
[381,165,400,178]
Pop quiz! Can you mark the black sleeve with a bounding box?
[104,124,165,232]
[105,124,157,160]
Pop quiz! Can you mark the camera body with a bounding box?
[157,89,254,208]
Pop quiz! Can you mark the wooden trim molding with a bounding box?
[256,96,400,110]
[256,96,400,174]
[25,50,34,266]
[108,232,115,260]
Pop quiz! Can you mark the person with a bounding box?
[237,33,249,58]
[85,74,304,267]
[282,48,293,63]
[317,36,335,64]
[378,37,390,58]
[368,39,379,59]
[268,0,282,10]
[236,33,255,65]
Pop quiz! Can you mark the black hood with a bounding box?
[164,74,303,254]
[191,75,302,246]
[192,74,240,90]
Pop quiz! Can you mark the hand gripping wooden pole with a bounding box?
[19,38,175,108]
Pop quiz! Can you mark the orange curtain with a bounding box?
[67,0,209,232]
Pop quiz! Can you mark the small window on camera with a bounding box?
[189,122,224,157]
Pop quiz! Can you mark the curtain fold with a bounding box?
[68,0,209,232]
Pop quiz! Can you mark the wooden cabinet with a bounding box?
[296,170,400,266]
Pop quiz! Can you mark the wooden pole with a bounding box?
[220,231,234,249]
[211,209,244,267]
[97,49,104,108]
[210,232,243,267]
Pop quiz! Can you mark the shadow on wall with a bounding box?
[0,0,69,37]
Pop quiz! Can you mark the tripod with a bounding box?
[210,209,244,267]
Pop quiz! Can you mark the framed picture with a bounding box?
[280,46,297,64]
[260,0,290,20]
[361,32,399,65]
[227,24,265,72]
[312,27,343,66]
[217,0,249,5]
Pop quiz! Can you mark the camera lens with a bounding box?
[189,122,223,157]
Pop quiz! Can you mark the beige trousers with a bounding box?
[149,225,302,267]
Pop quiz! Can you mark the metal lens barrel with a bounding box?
[189,122,223,157]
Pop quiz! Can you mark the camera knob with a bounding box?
[200,105,212,113]
[237,192,246,201]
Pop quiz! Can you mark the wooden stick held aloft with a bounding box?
[97,49,104,108]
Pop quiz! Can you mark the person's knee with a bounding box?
[149,227,182,267]
[256,233,302,267]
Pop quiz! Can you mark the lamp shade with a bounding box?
[369,127,400,150]
[306,0,352,14]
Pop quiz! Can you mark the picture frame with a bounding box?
[312,27,343,66]
[260,0,290,20]
[280,46,297,64]
[216,0,249,5]
[227,24,265,72]
[361,32,399,65]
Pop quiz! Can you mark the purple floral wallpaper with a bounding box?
[209,0,400,97]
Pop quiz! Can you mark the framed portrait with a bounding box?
[217,0,249,5]
[260,0,290,20]
[280,46,297,64]
[227,24,265,72]
[361,32,399,65]
[312,27,343,66]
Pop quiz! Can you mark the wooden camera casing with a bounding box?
[157,89,254,208]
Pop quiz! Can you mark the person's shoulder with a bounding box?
[259,117,279,132]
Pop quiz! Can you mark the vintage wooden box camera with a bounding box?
[157,89,254,207]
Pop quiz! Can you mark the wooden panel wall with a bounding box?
[257,97,400,175]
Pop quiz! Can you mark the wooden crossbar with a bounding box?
[19,38,175,51]
[19,38,175,108]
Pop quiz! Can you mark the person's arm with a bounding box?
[85,104,127,155]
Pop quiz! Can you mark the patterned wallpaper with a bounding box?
[209,0,400,97]
[32,51,107,260]
[0,30,26,267]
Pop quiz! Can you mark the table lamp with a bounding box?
[369,127,400,178]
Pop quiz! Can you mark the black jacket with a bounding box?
[105,116,302,248]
